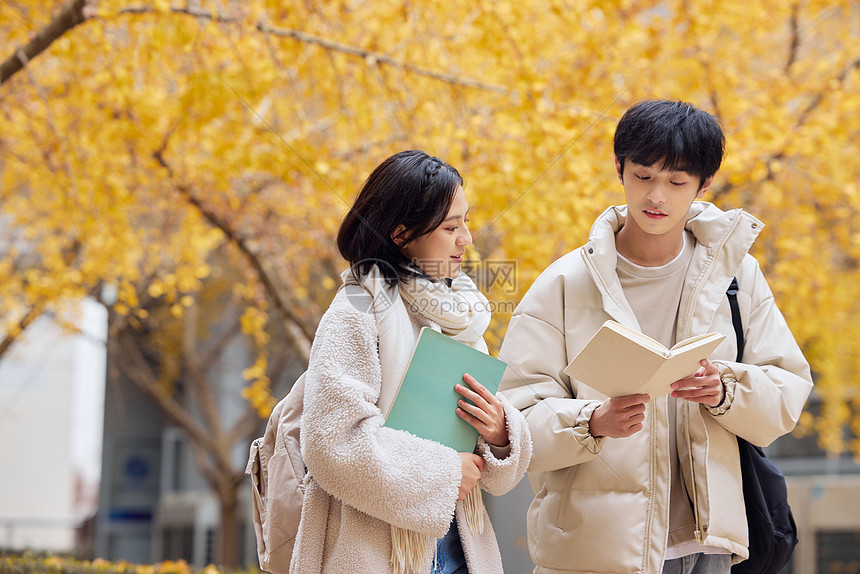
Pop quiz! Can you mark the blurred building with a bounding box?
[0,299,107,554]
[769,395,860,574]
[92,318,263,566]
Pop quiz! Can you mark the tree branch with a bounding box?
[785,4,801,74]
[0,0,88,86]
[257,22,510,94]
[0,306,42,361]
[227,408,262,446]
[201,309,243,367]
[116,329,220,456]
[182,297,224,448]
[152,149,315,355]
[794,55,860,129]
[114,4,510,94]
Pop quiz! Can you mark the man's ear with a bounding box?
[697,174,715,198]
[391,224,407,246]
[614,155,623,181]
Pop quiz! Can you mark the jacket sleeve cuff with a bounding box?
[706,371,737,416]
[572,400,605,454]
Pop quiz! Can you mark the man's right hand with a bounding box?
[589,394,650,438]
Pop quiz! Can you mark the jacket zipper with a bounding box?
[644,399,658,573]
[679,214,743,547]
[684,402,703,544]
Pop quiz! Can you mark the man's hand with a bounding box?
[671,359,724,407]
[589,393,650,438]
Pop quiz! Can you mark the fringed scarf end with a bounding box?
[462,486,485,534]
[390,525,430,574]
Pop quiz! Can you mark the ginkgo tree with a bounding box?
[2,0,859,566]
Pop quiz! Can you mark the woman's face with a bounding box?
[401,186,472,280]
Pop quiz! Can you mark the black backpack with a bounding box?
[726,277,799,574]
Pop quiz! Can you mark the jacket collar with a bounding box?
[581,202,764,334]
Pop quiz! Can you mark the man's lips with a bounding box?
[644,209,667,220]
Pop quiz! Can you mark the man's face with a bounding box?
[616,157,712,238]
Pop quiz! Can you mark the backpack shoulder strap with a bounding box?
[727,276,799,573]
[726,277,744,363]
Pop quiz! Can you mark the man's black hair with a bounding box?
[614,100,725,188]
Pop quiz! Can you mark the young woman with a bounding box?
[291,150,531,574]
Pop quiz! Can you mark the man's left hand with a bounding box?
[670,359,724,407]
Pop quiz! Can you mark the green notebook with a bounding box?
[384,327,508,453]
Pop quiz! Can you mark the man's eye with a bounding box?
[670,181,688,186]
[636,174,650,181]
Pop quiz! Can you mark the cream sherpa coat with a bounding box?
[291,278,532,573]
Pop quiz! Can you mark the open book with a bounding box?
[563,320,725,398]
[384,327,508,453]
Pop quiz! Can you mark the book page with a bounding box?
[565,322,726,398]
[606,321,670,356]
[669,331,723,352]
[564,322,668,397]
[640,333,726,397]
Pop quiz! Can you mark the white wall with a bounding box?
[0,299,107,551]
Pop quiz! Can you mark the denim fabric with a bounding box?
[662,553,732,574]
[433,518,468,574]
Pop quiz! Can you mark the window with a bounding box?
[162,526,194,561]
[817,531,860,573]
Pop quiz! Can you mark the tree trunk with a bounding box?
[217,479,241,567]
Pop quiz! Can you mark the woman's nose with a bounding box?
[458,226,473,246]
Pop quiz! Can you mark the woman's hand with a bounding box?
[455,373,509,447]
[457,453,484,501]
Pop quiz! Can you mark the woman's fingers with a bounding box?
[462,373,492,397]
[457,373,502,409]
[456,374,508,446]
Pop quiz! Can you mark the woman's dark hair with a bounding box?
[337,150,464,286]
[613,100,725,188]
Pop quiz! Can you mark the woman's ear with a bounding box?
[391,224,407,247]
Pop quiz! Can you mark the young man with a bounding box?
[499,100,813,574]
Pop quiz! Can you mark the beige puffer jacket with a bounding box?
[499,202,813,574]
